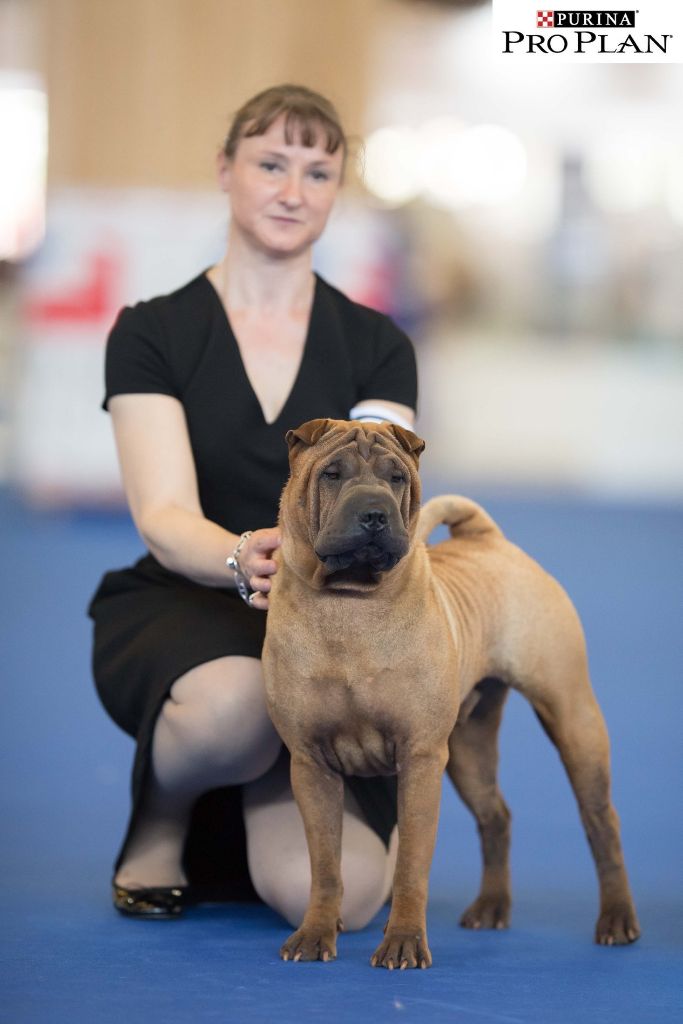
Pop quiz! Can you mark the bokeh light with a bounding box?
[361,126,421,206]
[0,74,47,261]
[363,118,527,211]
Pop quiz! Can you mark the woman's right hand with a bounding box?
[237,527,282,610]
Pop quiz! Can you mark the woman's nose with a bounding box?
[279,174,303,206]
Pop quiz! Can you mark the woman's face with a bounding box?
[219,115,344,258]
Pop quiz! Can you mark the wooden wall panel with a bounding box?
[44,0,379,187]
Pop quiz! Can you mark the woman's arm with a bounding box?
[109,393,279,605]
[350,313,417,430]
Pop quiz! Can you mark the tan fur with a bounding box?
[262,419,640,968]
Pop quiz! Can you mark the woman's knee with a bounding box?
[155,656,282,785]
[339,800,396,930]
[340,848,391,931]
[253,860,311,929]
[246,794,393,930]
[252,848,390,931]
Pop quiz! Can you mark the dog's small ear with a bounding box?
[285,418,331,455]
[389,424,426,461]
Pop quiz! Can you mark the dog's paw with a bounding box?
[370,928,432,970]
[280,919,342,963]
[595,902,641,946]
[460,892,511,931]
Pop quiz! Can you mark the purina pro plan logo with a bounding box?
[492,0,683,62]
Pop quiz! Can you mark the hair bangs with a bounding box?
[243,106,343,155]
[224,85,347,160]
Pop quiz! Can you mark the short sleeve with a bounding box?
[359,315,418,412]
[102,304,177,411]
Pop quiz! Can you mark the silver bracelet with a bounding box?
[226,531,258,607]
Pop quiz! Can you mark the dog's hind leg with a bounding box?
[446,678,512,930]
[524,669,640,946]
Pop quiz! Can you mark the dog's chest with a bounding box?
[314,719,398,777]
[285,667,434,777]
[265,602,458,774]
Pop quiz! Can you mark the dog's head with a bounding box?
[281,418,425,592]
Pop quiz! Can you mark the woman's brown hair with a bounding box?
[223,84,347,160]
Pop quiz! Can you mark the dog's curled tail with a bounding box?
[417,495,501,545]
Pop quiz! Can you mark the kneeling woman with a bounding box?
[88,84,417,925]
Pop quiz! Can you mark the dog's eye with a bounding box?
[322,468,340,481]
[391,473,406,484]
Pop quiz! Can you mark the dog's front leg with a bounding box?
[371,747,449,969]
[280,753,344,963]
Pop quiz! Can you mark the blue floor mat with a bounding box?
[1,487,682,1023]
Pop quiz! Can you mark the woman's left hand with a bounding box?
[239,527,282,610]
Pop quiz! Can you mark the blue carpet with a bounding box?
[1,486,681,1023]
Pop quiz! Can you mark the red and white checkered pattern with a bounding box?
[536,10,554,27]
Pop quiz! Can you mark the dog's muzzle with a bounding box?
[314,489,409,577]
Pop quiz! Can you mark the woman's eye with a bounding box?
[309,170,329,181]
[260,161,282,173]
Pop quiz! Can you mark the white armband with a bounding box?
[349,402,414,431]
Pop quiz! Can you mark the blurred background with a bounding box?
[2,0,682,502]
[2,4,682,1018]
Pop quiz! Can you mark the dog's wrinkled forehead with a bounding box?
[326,429,398,465]
[285,418,425,474]
[355,430,387,461]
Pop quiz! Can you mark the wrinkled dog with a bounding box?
[262,419,640,969]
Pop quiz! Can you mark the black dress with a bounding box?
[88,271,418,901]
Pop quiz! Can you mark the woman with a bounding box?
[89,84,418,928]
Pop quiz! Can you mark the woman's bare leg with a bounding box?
[243,747,399,931]
[115,655,281,889]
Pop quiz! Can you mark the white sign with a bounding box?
[492,0,683,63]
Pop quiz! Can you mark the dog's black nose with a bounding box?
[359,509,388,533]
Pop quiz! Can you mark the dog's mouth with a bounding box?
[325,563,380,588]
[315,542,404,591]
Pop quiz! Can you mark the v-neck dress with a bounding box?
[88,271,418,901]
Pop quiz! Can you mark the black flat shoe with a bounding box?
[112,882,190,919]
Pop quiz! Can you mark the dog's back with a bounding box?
[419,495,587,699]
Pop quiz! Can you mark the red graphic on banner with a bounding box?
[25,249,122,327]
[537,10,554,27]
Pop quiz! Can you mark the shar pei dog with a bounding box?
[261,418,640,969]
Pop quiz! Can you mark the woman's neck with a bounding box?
[214,231,315,315]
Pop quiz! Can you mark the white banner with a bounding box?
[492,0,683,63]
